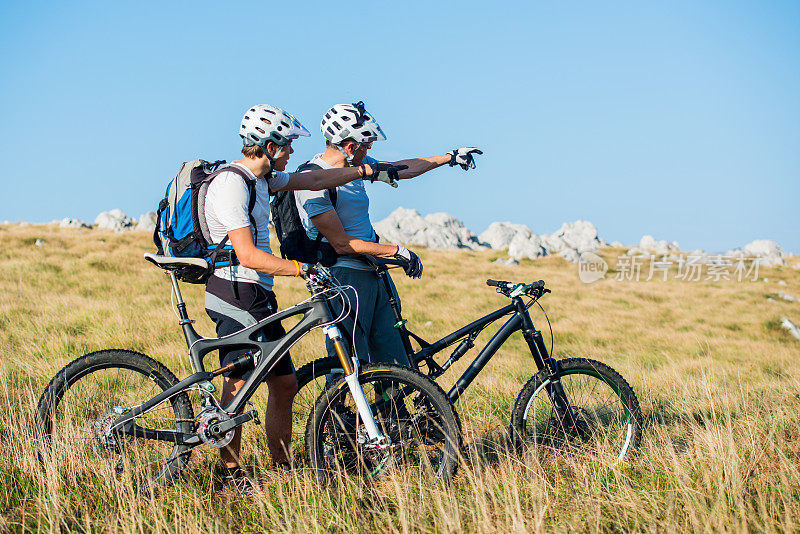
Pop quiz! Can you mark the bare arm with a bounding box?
[310,210,398,258]
[227,227,302,276]
[390,155,451,180]
[278,165,371,192]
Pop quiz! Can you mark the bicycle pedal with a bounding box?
[247,402,261,426]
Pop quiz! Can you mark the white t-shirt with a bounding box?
[294,154,378,271]
[204,162,290,289]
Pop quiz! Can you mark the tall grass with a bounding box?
[1,224,799,532]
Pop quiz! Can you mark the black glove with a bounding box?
[368,162,408,188]
[394,245,423,278]
[447,147,483,170]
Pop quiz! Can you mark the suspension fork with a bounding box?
[516,298,581,433]
[322,325,389,447]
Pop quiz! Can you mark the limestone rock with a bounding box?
[372,207,486,250]
[546,220,606,255]
[558,248,582,263]
[479,222,535,250]
[781,317,800,341]
[508,233,546,259]
[59,217,92,229]
[726,240,787,267]
[636,235,681,255]
[135,212,158,232]
[492,257,519,266]
[95,209,135,232]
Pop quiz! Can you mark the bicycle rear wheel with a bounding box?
[35,349,194,492]
[510,358,642,463]
[306,364,461,483]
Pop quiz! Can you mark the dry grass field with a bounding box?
[1,224,799,533]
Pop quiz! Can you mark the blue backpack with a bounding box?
[154,159,256,283]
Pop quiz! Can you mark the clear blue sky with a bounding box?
[1,1,798,253]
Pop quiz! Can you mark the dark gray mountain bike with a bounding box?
[293,256,643,464]
[35,254,461,491]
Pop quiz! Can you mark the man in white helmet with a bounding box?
[205,104,406,492]
[294,101,482,369]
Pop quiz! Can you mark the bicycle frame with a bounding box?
[114,271,388,447]
[372,267,582,432]
[377,269,560,402]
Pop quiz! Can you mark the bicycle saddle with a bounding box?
[143,253,209,271]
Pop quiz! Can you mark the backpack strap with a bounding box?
[293,161,342,260]
[203,164,259,271]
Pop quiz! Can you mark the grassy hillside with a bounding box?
[1,224,799,532]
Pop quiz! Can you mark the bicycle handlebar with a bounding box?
[486,279,548,297]
[361,254,404,269]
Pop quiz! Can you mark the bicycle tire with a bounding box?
[510,358,642,463]
[305,363,461,483]
[35,349,195,492]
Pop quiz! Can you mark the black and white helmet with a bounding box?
[321,101,387,146]
[240,104,310,148]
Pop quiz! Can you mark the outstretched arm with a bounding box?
[280,165,370,192]
[381,147,483,180]
[391,155,451,180]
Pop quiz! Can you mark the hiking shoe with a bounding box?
[220,467,256,495]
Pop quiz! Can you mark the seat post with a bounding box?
[168,271,191,322]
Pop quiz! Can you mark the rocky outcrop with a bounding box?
[479,222,535,250]
[372,207,486,250]
[726,240,787,267]
[542,221,606,255]
[479,219,605,263]
[94,209,136,232]
[59,218,92,229]
[627,235,681,257]
[508,233,547,259]
[135,212,157,232]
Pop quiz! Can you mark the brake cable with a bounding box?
[524,293,555,359]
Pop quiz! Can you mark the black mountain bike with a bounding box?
[293,257,643,464]
[35,254,462,491]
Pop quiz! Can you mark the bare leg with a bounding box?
[264,372,298,465]
[220,376,246,470]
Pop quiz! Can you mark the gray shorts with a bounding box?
[327,266,410,367]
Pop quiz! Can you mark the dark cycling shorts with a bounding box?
[204,275,294,380]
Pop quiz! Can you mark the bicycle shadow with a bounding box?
[461,430,517,468]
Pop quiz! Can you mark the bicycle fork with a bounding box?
[322,325,390,448]
[520,311,581,435]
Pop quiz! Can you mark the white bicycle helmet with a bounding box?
[320,101,387,146]
[240,104,310,148]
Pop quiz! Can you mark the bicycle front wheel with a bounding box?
[35,349,195,492]
[292,356,343,463]
[306,364,461,483]
[510,358,642,463]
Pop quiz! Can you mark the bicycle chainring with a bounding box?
[196,408,234,448]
